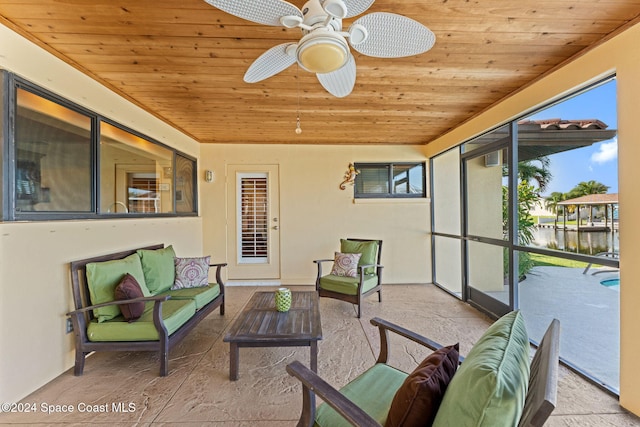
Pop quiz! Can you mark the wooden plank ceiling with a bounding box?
[1,0,639,145]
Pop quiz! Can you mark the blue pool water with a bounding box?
[600,278,620,287]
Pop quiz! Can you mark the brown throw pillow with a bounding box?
[114,273,145,322]
[385,343,460,427]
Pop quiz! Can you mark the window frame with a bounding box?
[2,71,198,221]
[353,161,427,199]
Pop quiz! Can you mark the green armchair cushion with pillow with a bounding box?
[315,238,383,318]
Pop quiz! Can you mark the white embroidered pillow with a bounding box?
[330,252,362,278]
[172,256,211,289]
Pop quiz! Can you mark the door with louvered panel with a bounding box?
[226,165,280,280]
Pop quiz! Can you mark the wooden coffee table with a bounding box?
[223,291,323,380]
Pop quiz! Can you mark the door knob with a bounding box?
[272,225,279,230]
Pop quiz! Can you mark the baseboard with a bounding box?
[225,280,282,287]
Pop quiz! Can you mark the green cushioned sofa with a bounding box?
[67,244,226,376]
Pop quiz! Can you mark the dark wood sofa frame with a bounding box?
[67,244,225,377]
[314,238,383,318]
[287,316,560,427]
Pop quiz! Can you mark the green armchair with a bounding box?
[287,313,560,427]
[314,238,383,318]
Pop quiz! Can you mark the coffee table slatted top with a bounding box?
[224,291,322,343]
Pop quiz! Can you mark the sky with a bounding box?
[526,79,618,196]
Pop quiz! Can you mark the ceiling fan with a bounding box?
[203,0,436,97]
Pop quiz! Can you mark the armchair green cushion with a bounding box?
[86,254,151,323]
[340,239,378,274]
[432,310,530,427]
[318,274,379,296]
[315,363,408,427]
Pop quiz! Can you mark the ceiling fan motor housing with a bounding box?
[301,0,343,31]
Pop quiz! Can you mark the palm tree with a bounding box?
[518,157,553,193]
[574,180,609,196]
[544,192,565,228]
[565,180,609,224]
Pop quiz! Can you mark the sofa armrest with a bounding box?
[209,262,228,269]
[370,317,464,364]
[67,294,170,316]
[286,360,381,427]
[209,262,227,290]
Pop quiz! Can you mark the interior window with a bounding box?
[5,75,198,220]
[14,88,92,213]
[99,121,174,214]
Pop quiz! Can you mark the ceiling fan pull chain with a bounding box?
[296,63,303,135]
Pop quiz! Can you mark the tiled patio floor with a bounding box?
[0,284,638,426]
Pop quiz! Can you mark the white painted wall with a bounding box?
[200,144,431,285]
[0,23,204,403]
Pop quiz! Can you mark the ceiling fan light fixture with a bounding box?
[296,31,349,73]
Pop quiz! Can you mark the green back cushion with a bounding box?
[432,311,530,427]
[137,245,176,294]
[86,253,150,322]
[340,239,378,275]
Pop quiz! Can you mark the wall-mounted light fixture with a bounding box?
[204,170,214,183]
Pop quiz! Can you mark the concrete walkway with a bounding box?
[487,265,620,392]
[519,266,620,392]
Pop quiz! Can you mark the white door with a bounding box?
[226,165,280,280]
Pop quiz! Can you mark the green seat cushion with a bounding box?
[87,299,196,341]
[86,254,151,323]
[341,239,378,274]
[319,274,379,296]
[137,245,176,294]
[162,283,221,310]
[432,311,530,427]
[315,363,408,427]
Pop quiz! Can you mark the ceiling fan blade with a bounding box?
[244,43,297,83]
[204,0,302,26]
[342,0,375,18]
[317,54,356,98]
[350,12,436,58]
